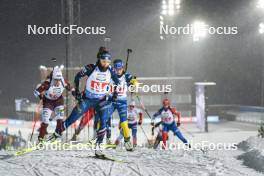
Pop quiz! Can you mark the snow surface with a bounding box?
[0,121,263,176]
[237,136,264,173]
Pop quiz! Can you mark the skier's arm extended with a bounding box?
[154,121,162,128]
[151,121,162,136]
[64,79,75,93]
[109,67,120,100]
[34,80,50,99]
[110,67,120,86]
[151,108,162,125]
[74,64,95,91]
[171,107,181,126]
[125,73,137,86]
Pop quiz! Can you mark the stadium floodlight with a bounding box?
[161,0,180,16]
[259,23,264,34]
[192,21,207,42]
[162,4,167,10]
[162,9,167,15]
[168,9,175,16]
[257,0,264,8]
[175,0,181,5]
[168,0,174,4]
[168,4,174,10]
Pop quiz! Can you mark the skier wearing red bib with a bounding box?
[151,99,189,149]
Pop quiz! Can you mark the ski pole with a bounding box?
[139,125,152,146]
[136,95,152,120]
[136,95,156,140]
[30,100,42,142]
[124,49,133,72]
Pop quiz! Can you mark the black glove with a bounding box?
[112,91,118,101]
[138,121,142,125]
[151,127,155,136]
[177,122,181,127]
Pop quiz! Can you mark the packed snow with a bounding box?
[0,121,263,176]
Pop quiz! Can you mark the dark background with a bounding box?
[0,0,263,116]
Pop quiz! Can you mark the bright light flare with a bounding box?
[257,0,264,8]
[193,21,207,41]
[259,23,264,34]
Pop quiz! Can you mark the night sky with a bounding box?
[0,0,263,116]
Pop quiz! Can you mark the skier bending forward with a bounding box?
[49,50,133,156]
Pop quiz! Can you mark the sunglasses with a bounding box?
[100,59,111,64]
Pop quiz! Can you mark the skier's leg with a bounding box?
[72,108,94,141]
[162,124,169,149]
[130,123,137,146]
[94,101,112,157]
[117,100,133,150]
[116,100,130,141]
[172,122,188,144]
[115,127,124,145]
[153,131,163,149]
[56,99,95,135]
[96,102,112,145]
[106,118,111,144]
[106,105,115,143]
[93,111,100,139]
[38,107,52,140]
[54,105,64,137]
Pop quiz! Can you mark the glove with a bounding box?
[130,79,138,86]
[177,122,181,127]
[138,120,142,125]
[112,91,118,101]
[151,122,154,126]
[151,127,155,136]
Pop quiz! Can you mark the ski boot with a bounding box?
[124,137,133,151]
[36,137,45,147]
[133,137,137,148]
[106,138,112,145]
[71,133,79,141]
[95,143,105,158]
[47,132,61,143]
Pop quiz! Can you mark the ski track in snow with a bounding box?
[0,122,262,176]
[0,146,263,176]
